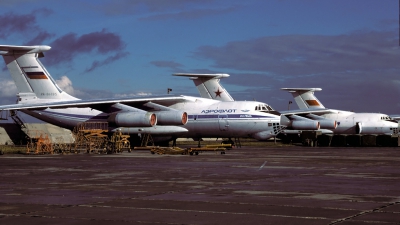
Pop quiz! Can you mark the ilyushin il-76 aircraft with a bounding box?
[0,45,318,145]
[280,88,398,135]
[174,73,326,131]
[176,73,398,136]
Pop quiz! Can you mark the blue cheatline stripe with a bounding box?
[188,114,277,119]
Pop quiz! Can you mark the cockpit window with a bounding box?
[255,104,274,112]
[381,116,392,121]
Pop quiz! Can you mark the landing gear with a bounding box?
[172,138,177,147]
[221,138,235,149]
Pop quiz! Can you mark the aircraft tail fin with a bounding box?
[281,88,325,109]
[173,73,234,101]
[0,45,78,103]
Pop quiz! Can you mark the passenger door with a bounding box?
[218,114,229,131]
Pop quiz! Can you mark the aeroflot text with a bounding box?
[201,109,237,113]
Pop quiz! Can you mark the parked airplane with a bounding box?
[280,88,398,135]
[174,73,324,131]
[178,73,398,136]
[0,45,309,146]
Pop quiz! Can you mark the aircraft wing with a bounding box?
[0,95,189,111]
[280,108,337,116]
[279,108,339,130]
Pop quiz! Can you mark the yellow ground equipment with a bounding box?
[53,136,72,154]
[26,130,53,154]
[149,146,187,155]
[73,122,109,154]
[142,143,231,155]
[187,144,231,155]
[110,129,131,153]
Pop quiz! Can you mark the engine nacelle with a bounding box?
[291,120,320,130]
[108,112,156,127]
[154,111,188,125]
[305,114,337,129]
[318,119,337,129]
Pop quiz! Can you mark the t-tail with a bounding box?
[281,88,325,110]
[0,45,78,103]
[173,73,234,101]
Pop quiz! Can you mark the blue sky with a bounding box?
[0,0,399,114]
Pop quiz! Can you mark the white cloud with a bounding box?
[56,76,74,94]
[0,79,17,97]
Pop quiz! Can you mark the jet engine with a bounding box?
[318,120,337,129]
[288,115,320,130]
[291,120,320,130]
[284,114,320,130]
[306,114,337,129]
[108,112,156,127]
[154,111,188,125]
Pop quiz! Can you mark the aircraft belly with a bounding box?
[359,123,392,135]
[332,120,396,135]
[183,117,271,138]
[186,119,220,137]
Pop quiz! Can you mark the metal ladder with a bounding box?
[9,110,27,129]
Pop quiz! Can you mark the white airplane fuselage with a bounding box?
[321,110,397,135]
[22,97,281,140]
[172,99,281,139]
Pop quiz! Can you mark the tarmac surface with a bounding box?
[0,146,399,225]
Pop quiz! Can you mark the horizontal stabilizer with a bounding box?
[0,45,51,54]
[173,73,230,79]
[281,88,322,92]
